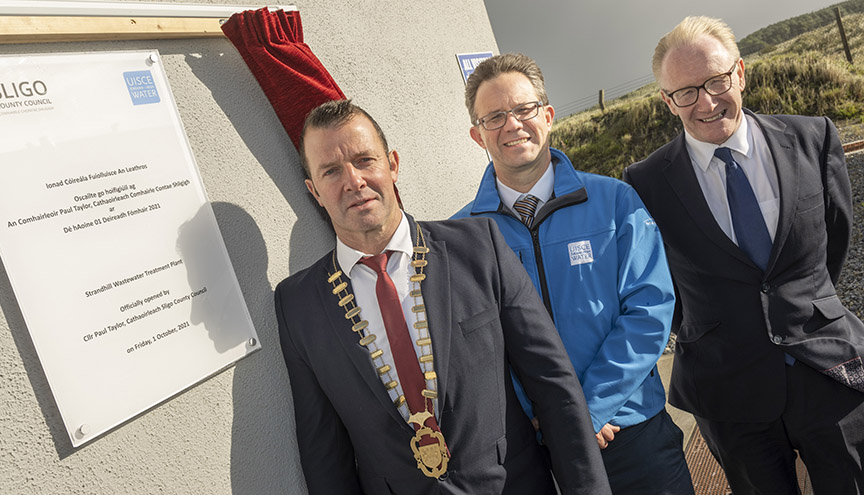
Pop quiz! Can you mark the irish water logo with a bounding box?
[568,240,594,266]
[123,71,160,105]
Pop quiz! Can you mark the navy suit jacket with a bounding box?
[624,110,864,422]
[275,216,610,494]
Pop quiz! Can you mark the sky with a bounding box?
[484,0,842,117]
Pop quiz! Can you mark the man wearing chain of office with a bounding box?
[274,99,610,494]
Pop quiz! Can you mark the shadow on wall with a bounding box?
[0,259,75,458]
[0,199,307,489]
[177,202,252,354]
[180,41,345,493]
[179,39,335,274]
[0,38,329,486]
[208,202,307,494]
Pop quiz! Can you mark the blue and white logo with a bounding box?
[123,71,160,105]
[568,240,594,266]
[456,52,494,84]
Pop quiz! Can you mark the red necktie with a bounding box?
[359,252,440,432]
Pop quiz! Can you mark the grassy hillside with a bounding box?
[739,0,864,55]
[551,12,864,178]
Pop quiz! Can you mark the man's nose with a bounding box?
[500,111,524,131]
[344,164,365,190]
[693,87,717,109]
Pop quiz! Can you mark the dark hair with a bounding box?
[298,99,389,176]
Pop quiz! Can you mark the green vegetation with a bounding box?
[739,0,864,56]
[551,12,864,178]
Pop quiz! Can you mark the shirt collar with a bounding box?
[495,158,555,210]
[683,110,752,171]
[336,212,412,279]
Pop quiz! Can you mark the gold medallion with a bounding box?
[327,223,447,477]
[408,410,449,478]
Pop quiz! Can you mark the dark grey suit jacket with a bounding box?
[624,110,864,422]
[275,216,610,494]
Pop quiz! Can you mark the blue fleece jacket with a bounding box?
[453,148,675,432]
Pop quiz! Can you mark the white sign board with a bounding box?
[0,51,260,447]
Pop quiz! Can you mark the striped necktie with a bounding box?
[513,194,540,228]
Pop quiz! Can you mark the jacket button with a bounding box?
[772,335,783,344]
[761,283,770,293]
[438,472,449,481]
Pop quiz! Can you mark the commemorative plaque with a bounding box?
[0,51,260,447]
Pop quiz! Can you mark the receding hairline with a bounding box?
[653,16,740,84]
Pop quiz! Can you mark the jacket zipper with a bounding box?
[529,226,554,320]
[482,188,588,322]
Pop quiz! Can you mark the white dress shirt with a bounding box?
[497,159,555,217]
[685,113,797,366]
[336,212,437,418]
[684,113,780,244]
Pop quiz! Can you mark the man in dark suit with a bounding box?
[275,99,611,494]
[624,16,864,494]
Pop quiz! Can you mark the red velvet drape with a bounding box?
[221,8,346,149]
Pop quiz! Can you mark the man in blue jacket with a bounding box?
[453,53,693,494]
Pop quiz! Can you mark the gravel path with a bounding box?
[837,151,864,318]
[837,122,864,144]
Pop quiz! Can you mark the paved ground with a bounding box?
[657,353,695,445]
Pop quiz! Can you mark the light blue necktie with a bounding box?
[714,147,772,270]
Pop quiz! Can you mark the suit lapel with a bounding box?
[662,134,754,267]
[410,218,452,426]
[315,254,412,431]
[750,112,797,274]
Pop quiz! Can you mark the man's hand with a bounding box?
[595,423,620,449]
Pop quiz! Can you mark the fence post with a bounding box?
[599,89,606,112]
[835,7,853,63]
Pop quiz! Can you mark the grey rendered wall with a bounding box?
[0,1,497,493]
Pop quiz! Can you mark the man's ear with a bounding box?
[659,90,679,116]
[543,104,555,128]
[305,178,324,207]
[736,58,746,92]
[388,149,400,182]
[469,125,487,149]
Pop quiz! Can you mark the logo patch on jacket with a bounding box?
[568,241,593,266]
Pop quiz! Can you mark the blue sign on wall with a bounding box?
[456,52,494,84]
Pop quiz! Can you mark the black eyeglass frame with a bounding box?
[663,61,740,108]
[473,101,544,130]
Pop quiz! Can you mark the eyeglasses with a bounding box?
[664,61,739,107]
[474,101,543,130]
